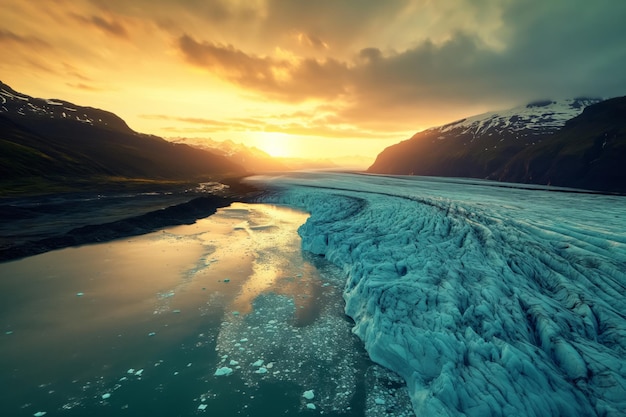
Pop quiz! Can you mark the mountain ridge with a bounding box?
[0,81,245,194]
[367,97,626,193]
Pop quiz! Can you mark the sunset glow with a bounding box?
[1,0,625,161]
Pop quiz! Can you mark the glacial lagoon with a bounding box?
[0,202,412,417]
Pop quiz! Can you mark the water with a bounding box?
[0,202,412,417]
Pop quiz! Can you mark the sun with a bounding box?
[253,132,293,158]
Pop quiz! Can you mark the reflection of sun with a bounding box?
[254,132,292,157]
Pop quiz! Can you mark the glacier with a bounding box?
[249,172,626,417]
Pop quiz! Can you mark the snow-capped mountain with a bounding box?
[433,98,601,142]
[368,96,626,193]
[171,137,290,172]
[0,81,244,190]
[0,81,131,133]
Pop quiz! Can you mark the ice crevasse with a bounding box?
[252,172,626,417]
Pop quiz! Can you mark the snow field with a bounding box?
[253,172,626,417]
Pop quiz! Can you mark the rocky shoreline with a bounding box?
[0,177,262,263]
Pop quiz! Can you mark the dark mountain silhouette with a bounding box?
[368,97,626,193]
[494,96,626,192]
[0,81,244,193]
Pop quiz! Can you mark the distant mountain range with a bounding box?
[0,81,244,193]
[171,137,372,171]
[368,97,626,193]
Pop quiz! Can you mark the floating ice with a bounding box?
[101,393,111,399]
[198,404,208,410]
[303,390,315,400]
[76,292,84,296]
[134,369,143,376]
[252,359,264,367]
[214,367,233,376]
[33,412,46,417]
[214,287,406,414]
[254,172,626,417]
[306,403,316,410]
[229,360,239,366]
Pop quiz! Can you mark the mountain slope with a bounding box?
[495,96,626,191]
[367,97,626,193]
[0,82,244,190]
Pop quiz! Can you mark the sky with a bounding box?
[1,0,625,161]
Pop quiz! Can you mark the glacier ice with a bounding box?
[252,172,626,417]
[214,367,234,376]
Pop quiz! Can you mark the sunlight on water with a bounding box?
[0,202,412,417]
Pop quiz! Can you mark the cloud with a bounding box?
[140,114,257,131]
[71,13,129,38]
[66,82,106,91]
[4,0,626,142]
[296,33,329,50]
[141,111,402,140]
[177,34,351,101]
[176,0,626,129]
[0,29,50,48]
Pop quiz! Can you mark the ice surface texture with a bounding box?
[254,172,626,417]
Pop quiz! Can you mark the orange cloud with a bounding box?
[177,34,350,102]
[0,29,50,49]
[70,13,129,38]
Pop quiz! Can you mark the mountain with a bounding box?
[367,97,626,193]
[171,137,370,171]
[0,81,244,193]
[494,96,626,192]
[171,137,290,172]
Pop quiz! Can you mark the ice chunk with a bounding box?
[374,398,385,405]
[306,403,316,410]
[198,404,208,410]
[33,412,47,417]
[101,393,111,399]
[229,360,239,366]
[135,369,144,376]
[303,390,315,400]
[214,367,233,376]
[255,367,268,374]
[252,359,264,367]
[76,292,84,296]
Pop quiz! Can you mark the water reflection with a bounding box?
[0,203,377,416]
